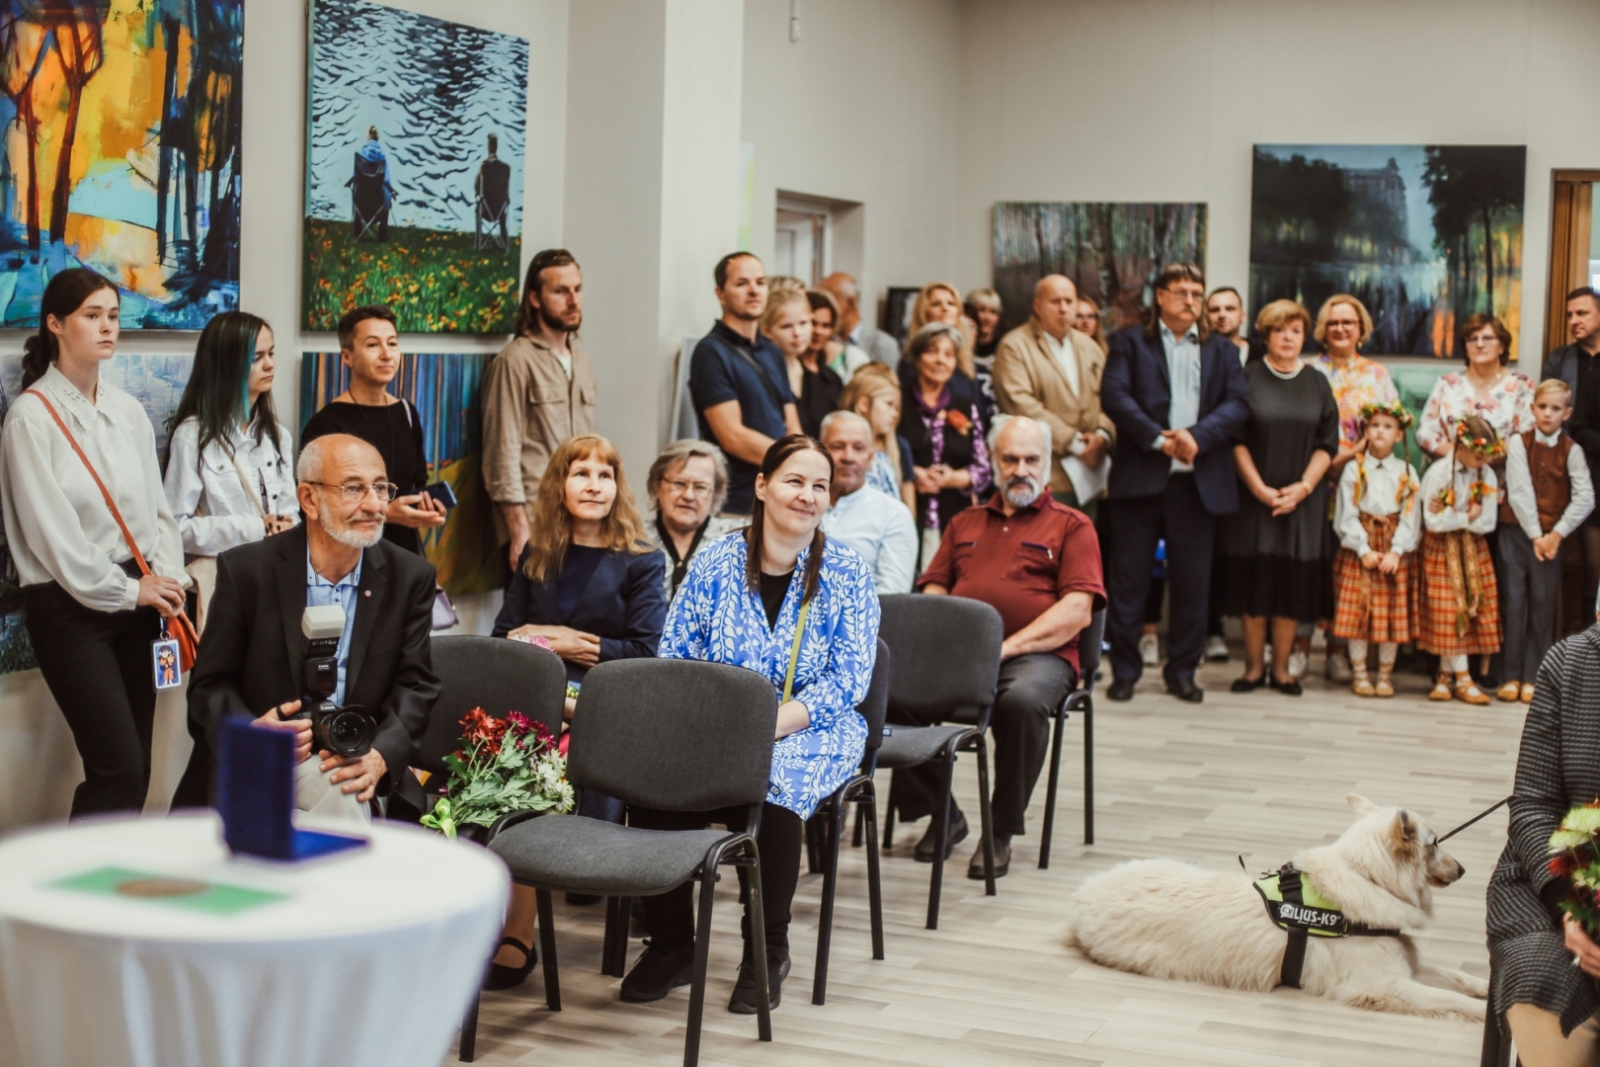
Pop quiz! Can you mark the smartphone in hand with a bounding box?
[422,481,458,510]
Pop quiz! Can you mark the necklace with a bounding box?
[1265,356,1301,379]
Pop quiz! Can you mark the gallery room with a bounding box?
[3,0,1600,1064]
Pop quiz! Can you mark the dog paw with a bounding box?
[1464,976,1490,1000]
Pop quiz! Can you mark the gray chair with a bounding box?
[458,659,779,1067]
[875,594,1004,929]
[809,638,891,1005]
[1038,607,1104,866]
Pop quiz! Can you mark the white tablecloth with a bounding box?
[0,812,508,1067]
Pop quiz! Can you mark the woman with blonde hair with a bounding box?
[840,364,915,511]
[905,281,977,378]
[762,287,840,437]
[1075,294,1108,354]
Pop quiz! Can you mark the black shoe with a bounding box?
[1106,678,1136,702]
[483,937,536,991]
[1166,676,1204,703]
[1270,677,1303,696]
[967,839,1011,879]
[619,940,696,1003]
[1230,674,1266,692]
[913,810,969,862]
[728,950,790,1014]
[565,892,603,906]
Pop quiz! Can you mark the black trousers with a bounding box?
[631,802,803,956]
[1106,475,1216,682]
[889,653,1076,839]
[24,576,161,818]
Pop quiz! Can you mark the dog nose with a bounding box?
[1455,862,1466,878]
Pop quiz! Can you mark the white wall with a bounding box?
[953,0,1600,379]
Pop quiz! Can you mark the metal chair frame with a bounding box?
[1038,607,1104,864]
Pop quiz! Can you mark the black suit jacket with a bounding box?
[1100,323,1250,514]
[180,524,440,800]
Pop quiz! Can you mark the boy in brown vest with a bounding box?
[1500,379,1596,701]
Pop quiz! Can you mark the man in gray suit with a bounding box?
[821,272,900,366]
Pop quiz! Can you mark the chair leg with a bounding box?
[1039,704,1067,869]
[601,896,620,976]
[812,792,846,1005]
[535,888,561,1012]
[744,844,773,1044]
[1083,698,1095,846]
[974,734,996,897]
[458,987,481,1062]
[863,786,885,961]
[882,789,897,851]
[805,813,823,875]
[684,864,719,1067]
[926,756,955,930]
[852,802,866,848]
[609,896,633,978]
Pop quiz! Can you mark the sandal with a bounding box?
[1428,673,1453,701]
[1454,672,1490,706]
[484,936,537,991]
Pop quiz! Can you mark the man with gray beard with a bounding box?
[175,434,440,817]
[899,417,1105,878]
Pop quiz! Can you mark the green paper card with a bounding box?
[48,866,289,916]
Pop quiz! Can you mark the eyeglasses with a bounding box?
[310,481,400,503]
[1466,335,1501,348]
[662,478,715,498]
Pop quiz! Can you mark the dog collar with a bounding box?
[1253,864,1402,988]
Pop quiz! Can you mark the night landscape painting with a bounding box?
[1250,144,1526,359]
[0,0,243,329]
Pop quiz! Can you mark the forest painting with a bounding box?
[303,0,528,334]
[0,0,242,329]
[1250,145,1526,359]
[992,202,1208,336]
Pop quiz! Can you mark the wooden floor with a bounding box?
[454,645,1521,1066]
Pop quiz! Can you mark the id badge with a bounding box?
[152,626,182,691]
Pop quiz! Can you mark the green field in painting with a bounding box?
[302,218,520,334]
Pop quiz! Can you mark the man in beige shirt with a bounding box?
[482,248,598,568]
[992,274,1115,505]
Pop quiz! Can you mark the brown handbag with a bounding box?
[24,388,200,670]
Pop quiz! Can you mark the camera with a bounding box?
[291,605,377,758]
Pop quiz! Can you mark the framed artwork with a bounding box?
[299,352,506,596]
[0,352,194,674]
[0,0,243,329]
[1250,145,1527,359]
[302,0,530,334]
[1387,360,1453,474]
[992,202,1208,336]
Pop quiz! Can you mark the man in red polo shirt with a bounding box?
[904,416,1104,878]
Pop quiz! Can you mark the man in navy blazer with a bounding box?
[1099,264,1249,702]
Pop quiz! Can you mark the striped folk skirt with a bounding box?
[1331,513,1412,644]
[1415,529,1501,657]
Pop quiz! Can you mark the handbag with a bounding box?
[25,389,201,671]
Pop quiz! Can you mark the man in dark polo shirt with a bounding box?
[689,252,801,514]
[904,416,1104,878]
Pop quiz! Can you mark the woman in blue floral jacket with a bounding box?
[621,435,880,1015]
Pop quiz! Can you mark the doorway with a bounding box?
[1544,170,1600,355]
[774,199,829,286]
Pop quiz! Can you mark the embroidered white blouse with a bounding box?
[1416,371,1535,457]
[0,365,186,612]
[164,417,299,557]
[1420,458,1499,535]
[1334,452,1422,557]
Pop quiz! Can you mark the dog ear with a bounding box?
[1347,793,1380,815]
[1389,809,1419,851]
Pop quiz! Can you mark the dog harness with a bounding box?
[1252,864,1402,988]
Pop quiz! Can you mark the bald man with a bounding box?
[820,272,900,366]
[992,275,1116,508]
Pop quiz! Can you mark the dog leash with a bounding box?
[1437,796,1511,843]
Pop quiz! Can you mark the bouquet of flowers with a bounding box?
[421,708,574,840]
[1546,802,1600,936]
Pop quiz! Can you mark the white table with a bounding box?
[0,812,508,1067]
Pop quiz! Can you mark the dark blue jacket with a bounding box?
[492,546,667,685]
[1101,323,1250,514]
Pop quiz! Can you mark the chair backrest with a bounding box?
[566,659,777,812]
[421,636,567,774]
[479,159,510,207]
[1078,607,1105,693]
[877,594,1003,722]
[858,639,891,752]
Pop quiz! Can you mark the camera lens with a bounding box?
[322,708,375,757]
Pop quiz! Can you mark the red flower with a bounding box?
[946,409,971,436]
[1552,853,1579,878]
[460,707,506,757]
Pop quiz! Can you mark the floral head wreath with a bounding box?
[1453,418,1506,461]
[1359,401,1414,430]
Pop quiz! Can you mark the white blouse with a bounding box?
[1419,457,1499,535]
[1334,452,1421,557]
[0,364,187,613]
[164,417,299,557]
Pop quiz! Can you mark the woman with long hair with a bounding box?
[485,434,666,990]
[163,312,298,628]
[622,435,879,1014]
[0,268,188,817]
[839,365,915,512]
[763,287,840,438]
[905,281,977,378]
[900,322,991,564]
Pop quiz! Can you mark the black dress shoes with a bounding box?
[484,936,537,990]
[1106,678,1136,702]
[967,839,1011,879]
[913,809,969,862]
[728,950,790,1014]
[620,940,696,1002]
[1166,676,1204,703]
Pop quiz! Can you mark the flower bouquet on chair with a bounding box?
[1546,803,1600,936]
[421,708,574,841]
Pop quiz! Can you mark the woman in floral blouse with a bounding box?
[1417,315,1534,459]
[899,321,991,568]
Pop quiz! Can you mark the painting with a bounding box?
[0,0,243,329]
[1388,361,1452,474]
[1250,145,1526,359]
[299,351,505,596]
[0,351,194,674]
[302,0,529,334]
[992,202,1208,336]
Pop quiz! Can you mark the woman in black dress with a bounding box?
[299,305,445,555]
[1221,299,1338,695]
[899,322,991,566]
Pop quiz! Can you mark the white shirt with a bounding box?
[1042,329,1081,396]
[164,417,300,557]
[1504,429,1595,541]
[1334,452,1421,557]
[821,484,918,594]
[0,364,186,612]
[1419,457,1499,535]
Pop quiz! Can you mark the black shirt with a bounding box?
[657,517,708,597]
[557,545,606,620]
[758,568,794,629]
[301,398,429,555]
[688,321,795,514]
[795,362,844,438]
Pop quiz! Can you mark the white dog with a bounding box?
[1066,795,1489,1020]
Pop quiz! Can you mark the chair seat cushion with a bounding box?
[489,815,735,896]
[876,724,973,769]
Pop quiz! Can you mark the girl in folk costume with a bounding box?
[1331,403,1421,698]
[1416,415,1504,704]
